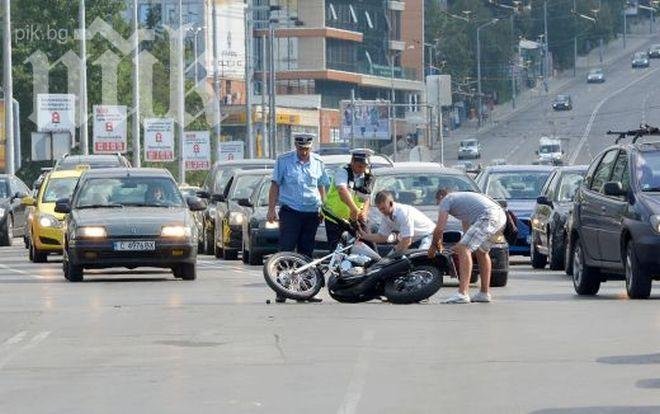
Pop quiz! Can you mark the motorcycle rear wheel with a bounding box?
[384,265,442,304]
[263,252,324,301]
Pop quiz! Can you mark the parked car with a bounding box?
[179,185,205,252]
[632,51,650,68]
[586,68,605,83]
[476,165,554,256]
[566,136,660,299]
[57,168,205,282]
[318,143,350,156]
[53,153,131,170]
[458,139,482,160]
[238,176,279,265]
[367,164,510,287]
[200,159,274,254]
[552,95,573,111]
[0,175,30,246]
[649,43,660,58]
[212,169,272,260]
[530,165,587,270]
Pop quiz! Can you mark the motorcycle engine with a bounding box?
[339,257,367,278]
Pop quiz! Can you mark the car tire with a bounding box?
[490,271,508,287]
[247,247,263,266]
[0,216,13,246]
[223,248,238,261]
[530,231,547,269]
[172,266,182,278]
[572,237,600,295]
[204,227,214,255]
[625,242,652,299]
[213,224,223,258]
[178,263,196,281]
[30,240,47,263]
[63,253,83,282]
[548,232,565,271]
[241,246,249,264]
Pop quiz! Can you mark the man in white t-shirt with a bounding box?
[358,191,436,253]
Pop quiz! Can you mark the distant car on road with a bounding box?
[552,95,573,111]
[476,165,554,256]
[567,137,660,299]
[586,68,605,83]
[57,168,206,282]
[648,44,660,58]
[632,52,650,68]
[530,165,587,270]
[458,139,482,160]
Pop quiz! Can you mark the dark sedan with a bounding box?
[199,159,274,254]
[212,169,272,260]
[476,165,554,256]
[0,175,30,246]
[530,165,587,270]
[238,177,279,265]
[57,168,206,282]
[552,95,573,111]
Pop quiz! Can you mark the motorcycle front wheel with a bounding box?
[384,265,442,304]
[263,252,324,301]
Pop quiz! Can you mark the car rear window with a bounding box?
[373,173,478,206]
[230,175,267,200]
[484,172,551,200]
[42,177,79,203]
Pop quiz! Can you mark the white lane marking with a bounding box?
[570,68,659,165]
[1,331,28,346]
[24,331,51,349]
[0,331,51,370]
[0,263,29,275]
[337,330,376,414]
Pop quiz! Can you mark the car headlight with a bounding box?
[39,214,61,228]
[650,215,660,233]
[229,212,244,226]
[77,226,107,238]
[264,221,279,229]
[161,225,192,238]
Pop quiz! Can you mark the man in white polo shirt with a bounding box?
[358,190,436,253]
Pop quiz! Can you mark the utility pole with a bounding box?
[510,13,516,109]
[573,0,577,77]
[177,0,186,184]
[79,0,89,154]
[543,0,549,93]
[244,0,254,158]
[212,0,222,161]
[623,6,627,49]
[3,0,14,174]
[268,20,276,158]
[261,34,267,158]
[476,19,498,128]
[132,0,141,167]
[390,51,396,161]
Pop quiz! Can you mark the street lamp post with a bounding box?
[476,18,498,128]
[132,0,141,167]
[212,0,222,161]
[187,26,203,84]
[79,0,89,155]
[244,0,254,159]
[177,0,186,184]
[3,0,14,174]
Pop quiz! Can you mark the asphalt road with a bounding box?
[444,34,660,167]
[1,241,660,413]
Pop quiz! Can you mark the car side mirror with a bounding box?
[21,196,36,207]
[237,198,253,208]
[187,196,208,212]
[211,193,225,203]
[12,191,26,201]
[603,181,626,197]
[536,195,554,208]
[54,198,71,214]
[196,190,210,199]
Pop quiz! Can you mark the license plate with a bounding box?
[113,241,156,251]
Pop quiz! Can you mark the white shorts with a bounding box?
[460,209,506,253]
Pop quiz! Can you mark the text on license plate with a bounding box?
[113,241,156,251]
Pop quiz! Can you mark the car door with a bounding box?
[534,170,558,252]
[598,150,630,264]
[9,177,27,235]
[579,149,618,262]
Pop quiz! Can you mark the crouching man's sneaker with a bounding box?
[471,291,492,303]
[443,292,471,304]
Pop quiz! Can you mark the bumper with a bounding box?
[552,105,570,110]
[510,217,531,256]
[458,151,478,158]
[628,223,660,271]
[33,226,64,252]
[250,228,279,255]
[68,239,196,268]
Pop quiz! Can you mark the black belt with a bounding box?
[280,205,318,215]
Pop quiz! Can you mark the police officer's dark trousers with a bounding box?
[278,205,319,258]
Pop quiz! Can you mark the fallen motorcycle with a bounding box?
[263,231,452,304]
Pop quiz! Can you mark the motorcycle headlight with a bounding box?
[77,226,107,238]
[264,221,279,229]
[161,225,191,238]
[39,214,61,228]
[650,215,660,234]
[229,212,244,226]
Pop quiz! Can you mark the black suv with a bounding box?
[567,127,660,299]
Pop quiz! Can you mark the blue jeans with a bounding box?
[279,205,320,258]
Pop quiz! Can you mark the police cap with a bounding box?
[294,133,314,148]
[350,148,374,164]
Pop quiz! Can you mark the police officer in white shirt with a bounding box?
[358,190,436,253]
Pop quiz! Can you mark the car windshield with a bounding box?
[460,140,477,148]
[539,145,560,154]
[485,172,550,200]
[557,172,585,202]
[213,165,271,194]
[635,151,660,191]
[75,176,184,208]
[634,53,646,59]
[589,69,602,75]
[42,177,79,203]
[230,175,266,200]
[373,173,478,206]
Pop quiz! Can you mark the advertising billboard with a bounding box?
[93,105,128,154]
[208,0,246,80]
[144,118,175,162]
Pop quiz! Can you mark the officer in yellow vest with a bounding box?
[322,149,375,251]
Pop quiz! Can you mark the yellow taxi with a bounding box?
[23,168,85,262]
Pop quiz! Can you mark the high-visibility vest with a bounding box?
[323,165,373,223]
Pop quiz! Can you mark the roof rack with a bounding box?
[606,124,660,144]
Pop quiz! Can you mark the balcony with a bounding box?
[327,61,418,81]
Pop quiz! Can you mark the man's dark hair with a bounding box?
[374,190,393,205]
[436,187,452,200]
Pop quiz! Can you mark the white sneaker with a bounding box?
[471,291,492,303]
[444,292,471,304]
